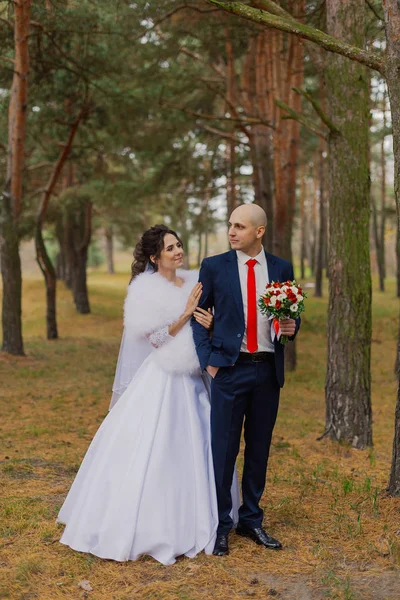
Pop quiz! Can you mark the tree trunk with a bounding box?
[397,226,400,298]
[383,1,400,492]
[35,224,57,339]
[371,193,384,292]
[371,96,387,293]
[299,163,306,280]
[1,0,31,356]
[224,32,239,219]
[379,96,387,288]
[315,143,326,297]
[55,216,67,281]
[387,326,400,496]
[73,247,90,313]
[105,226,115,274]
[197,231,202,267]
[68,202,92,314]
[241,32,274,249]
[249,126,275,251]
[324,0,372,448]
[0,185,24,354]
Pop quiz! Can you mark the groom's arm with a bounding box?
[191,259,214,371]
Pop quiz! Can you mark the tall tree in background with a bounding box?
[383,0,400,494]
[324,0,372,447]
[0,0,31,355]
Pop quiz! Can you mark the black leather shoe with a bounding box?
[236,524,282,550]
[213,534,229,556]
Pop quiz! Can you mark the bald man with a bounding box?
[192,204,300,556]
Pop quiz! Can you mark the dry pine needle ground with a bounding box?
[0,268,399,600]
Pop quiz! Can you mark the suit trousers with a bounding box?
[211,359,280,535]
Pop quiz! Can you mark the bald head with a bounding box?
[230,203,267,228]
[228,203,267,256]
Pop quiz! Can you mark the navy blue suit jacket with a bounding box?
[191,249,300,388]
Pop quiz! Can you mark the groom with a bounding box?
[192,204,300,556]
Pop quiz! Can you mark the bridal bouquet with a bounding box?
[258,280,306,344]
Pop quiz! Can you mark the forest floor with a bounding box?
[0,265,399,600]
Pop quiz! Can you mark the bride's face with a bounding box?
[157,233,184,271]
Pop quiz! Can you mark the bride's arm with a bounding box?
[147,283,203,347]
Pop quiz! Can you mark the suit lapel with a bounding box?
[265,251,279,283]
[226,250,244,322]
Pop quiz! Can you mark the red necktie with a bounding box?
[246,259,258,353]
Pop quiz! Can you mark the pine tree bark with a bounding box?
[315,141,327,297]
[224,31,239,220]
[371,98,387,293]
[35,225,58,339]
[397,227,400,298]
[1,0,31,355]
[388,325,400,496]
[241,34,274,249]
[55,216,67,281]
[383,0,400,488]
[0,184,24,354]
[379,99,387,287]
[299,163,306,280]
[324,0,372,448]
[67,202,92,314]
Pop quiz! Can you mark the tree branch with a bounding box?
[161,100,273,127]
[26,161,53,171]
[208,1,385,74]
[251,0,295,21]
[0,55,15,65]
[202,123,249,146]
[275,98,328,140]
[0,17,13,29]
[293,87,340,134]
[365,0,383,21]
[38,102,88,225]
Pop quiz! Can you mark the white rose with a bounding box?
[290,303,298,312]
[290,286,298,294]
[277,293,287,301]
[269,295,277,306]
[266,287,275,294]
[281,285,288,292]
[296,294,303,302]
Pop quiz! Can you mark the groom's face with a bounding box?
[228,212,264,253]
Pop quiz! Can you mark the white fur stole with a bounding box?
[124,269,201,375]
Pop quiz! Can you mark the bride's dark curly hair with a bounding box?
[130,224,183,282]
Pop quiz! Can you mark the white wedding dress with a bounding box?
[57,269,239,565]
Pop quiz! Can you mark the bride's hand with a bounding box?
[193,307,213,330]
[184,283,203,317]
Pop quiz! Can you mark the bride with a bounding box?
[57,225,237,565]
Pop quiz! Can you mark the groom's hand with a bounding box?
[279,318,296,337]
[206,365,219,379]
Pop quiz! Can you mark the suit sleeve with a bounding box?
[191,259,214,371]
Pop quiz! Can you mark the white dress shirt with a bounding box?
[236,249,274,353]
